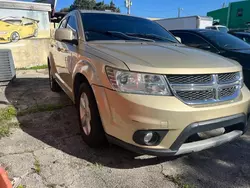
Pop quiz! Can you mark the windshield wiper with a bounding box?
[86,30,154,42]
[126,33,177,43]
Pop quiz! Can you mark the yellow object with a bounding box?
[0,17,38,43]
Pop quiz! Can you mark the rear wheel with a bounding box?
[48,61,61,92]
[77,83,107,148]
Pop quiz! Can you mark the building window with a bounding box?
[237,8,243,17]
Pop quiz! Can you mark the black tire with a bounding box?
[48,62,61,92]
[76,83,107,148]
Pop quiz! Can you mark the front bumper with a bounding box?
[92,85,250,156]
[107,114,247,156]
[0,33,10,43]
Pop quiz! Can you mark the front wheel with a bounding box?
[77,83,107,148]
[10,32,20,42]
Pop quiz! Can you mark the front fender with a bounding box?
[72,59,102,86]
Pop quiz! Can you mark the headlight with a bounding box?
[106,67,172,96]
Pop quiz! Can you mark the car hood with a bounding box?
[88,42,241,74]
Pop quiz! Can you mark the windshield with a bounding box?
[201,31,250,50]
[218,27,228,33]
[81,13,178,43]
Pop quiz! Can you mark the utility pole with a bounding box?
[178,7,183,17]
[125,0,132,14]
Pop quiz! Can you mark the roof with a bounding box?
[80,10,126,16]
[212,25,227,28]
[0,16,21,21]
[79,10,150,20]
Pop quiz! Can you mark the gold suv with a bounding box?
[49,10,250,156]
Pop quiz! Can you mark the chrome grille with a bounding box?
[167,73,241,105]
[218,72,238,84]
[167,75,212,84]
[176,90,214,101]
[219,86,238,99]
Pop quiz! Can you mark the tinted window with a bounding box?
[59,18,67,29]
[236,34,250,44]
[201,31,250,50]
[172,32,208,47]
[242,36,250,43]
[67,16,78,40]
[81,13,178,43]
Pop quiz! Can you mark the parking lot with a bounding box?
[0,69,250,188]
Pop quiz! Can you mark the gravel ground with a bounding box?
[0,69,249,188]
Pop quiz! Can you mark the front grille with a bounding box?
[219,86,238,99]
[167,74,212,84]
[167,73,241,105]
[218,72,238,84]
[0,50,15,81]
[176,90,214,101]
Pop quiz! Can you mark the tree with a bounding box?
[59,7,71,12]
[71,0,96,10]
[59,0,120,13]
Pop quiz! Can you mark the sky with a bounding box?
[18,0,243,18]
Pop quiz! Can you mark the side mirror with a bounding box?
[55,28,74,42]
[175,36,182,43]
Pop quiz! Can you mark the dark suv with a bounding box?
[171,29,250,87]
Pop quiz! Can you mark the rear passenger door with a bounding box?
[173,32,218,53]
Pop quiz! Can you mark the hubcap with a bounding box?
[80,93,91,135]
[12,33,19,41]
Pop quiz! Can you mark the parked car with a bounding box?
[229,31,250,44]
[171,29,250,87]
[49,10,250,156]
[205,25,229,33]
[0,16,39,43]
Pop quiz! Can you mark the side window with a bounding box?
[66,16,78,40]
[59,18,67,29]
[243,36,250,43]
[173,32,217,52]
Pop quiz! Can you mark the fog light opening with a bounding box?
[144,132,159,145]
